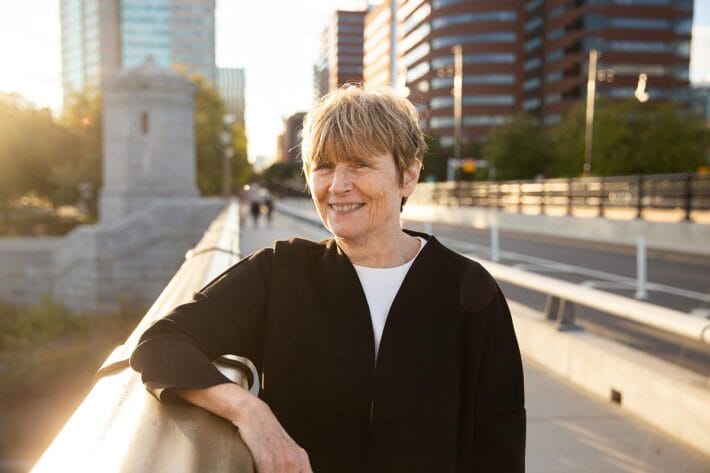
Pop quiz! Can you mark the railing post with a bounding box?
[636,175,644,220]
[684,173,693,222]
[543,295,560,321]
[555,300,577,331]
[490,221,500,262]
[567,177,574,216]
[518,180,524,214]
[540,179,546,215]
[635,236,648,300]
[598,177,605,217]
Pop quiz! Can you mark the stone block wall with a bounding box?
[0,198,226,313]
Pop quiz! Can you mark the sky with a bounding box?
[0,0,708,164]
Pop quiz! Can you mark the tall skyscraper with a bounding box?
[59,0,215,105]
[315,10,367,98]
[217,68,246,125]
[362,0,693,147]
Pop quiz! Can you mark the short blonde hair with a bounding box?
[301,85,427,186]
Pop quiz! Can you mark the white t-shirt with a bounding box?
[353,237,427,359]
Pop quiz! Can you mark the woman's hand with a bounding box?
[231,394,313,473]
[173,383,312,473]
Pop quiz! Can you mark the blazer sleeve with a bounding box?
[129,248,273,400]
[471,284,526,472]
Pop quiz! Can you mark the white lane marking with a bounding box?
[442,237,710,304]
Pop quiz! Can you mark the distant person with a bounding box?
[250,199,261,227]
[131,86,525,473]
[264,194,274,224]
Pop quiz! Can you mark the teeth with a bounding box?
[331,203,362,212]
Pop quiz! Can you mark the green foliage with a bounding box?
[0,93,82,211]
[420,133,448,181]
[230,122,253,189]
[0,295,79,351]
[549,100,710,177]
[193,74,226,195]
[59,89,103,213]
[261,162,307,195]
[482,114,551,180]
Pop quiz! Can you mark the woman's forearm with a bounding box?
[172,382,255,425]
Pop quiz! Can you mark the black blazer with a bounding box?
[130,232,526,472]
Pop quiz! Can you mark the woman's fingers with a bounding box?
[234,398,312,473]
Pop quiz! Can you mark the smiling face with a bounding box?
[308,153,419,245]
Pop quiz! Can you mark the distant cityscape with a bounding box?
[58,0,707,168]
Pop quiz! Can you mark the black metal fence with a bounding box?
[408,173,710,222]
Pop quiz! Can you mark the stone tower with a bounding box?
[100,58,199,221]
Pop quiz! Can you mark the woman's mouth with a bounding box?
[329,203,364,213]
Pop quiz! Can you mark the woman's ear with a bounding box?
[401,159,422,197]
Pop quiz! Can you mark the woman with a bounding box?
[131,86,525,473]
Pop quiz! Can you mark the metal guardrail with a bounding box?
[31,201,256,473]
[478,259,710,345]
[277,202,710,346]
[408,172,710,222]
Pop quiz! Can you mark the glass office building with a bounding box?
[60,0,215,106]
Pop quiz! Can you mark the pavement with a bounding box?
[240,204,710,472]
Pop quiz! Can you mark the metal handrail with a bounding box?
[408,172,710,222]
[477,259,710,345]
[31,200,256,473]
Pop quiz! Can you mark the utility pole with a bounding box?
[583,49,599,176]
[221,114,235,197]
[389,0,398,88]
[452,44,463,163]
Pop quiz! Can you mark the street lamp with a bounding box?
[583,49,599,176]
[221,114,235,197]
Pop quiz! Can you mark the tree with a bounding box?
[482,114,551,180]
[59,89,103,213]
[549,99,709,177]
[192,74,226,195]
[230,122,253,190]
[0,93,83,224]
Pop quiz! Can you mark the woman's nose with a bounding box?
[329,164,353,194]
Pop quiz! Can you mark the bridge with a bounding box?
[29,199,709,472]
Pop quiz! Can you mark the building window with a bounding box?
[524,37,543,52]
[432,32,516,50]
[432,52,515,69]
[547,28,564,41]
[432,10,515,30]
[523,97,541,110]
[524,57,542,71]
[547,49,563,62]
[544,114,562,125]
[525,15,543,33]
[523,77,541,91]
[544,94,561,105]
[546,71,562,83]
[608,17,670,30]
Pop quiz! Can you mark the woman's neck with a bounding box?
[337,230,422,268]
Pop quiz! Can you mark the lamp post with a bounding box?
[221,114,235,197]
[583,49,599,176]
[452,44,463,164]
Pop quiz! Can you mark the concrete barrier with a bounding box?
[510,301,710,457]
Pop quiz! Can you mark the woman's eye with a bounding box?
[355,161,370,168]
[314,163,333,171]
